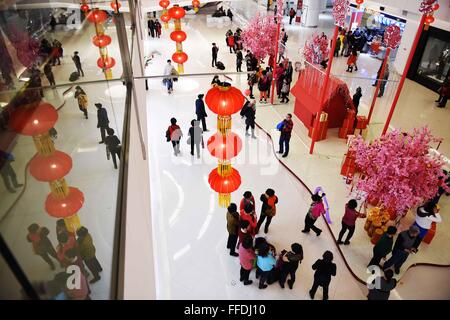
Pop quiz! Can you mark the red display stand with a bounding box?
[291,64,354,135]
[356,116,368,130]
[340,150,356,178]
[339,109,356,139]
[423,222,436,244]
[308,112,328,142]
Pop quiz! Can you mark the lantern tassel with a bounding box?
[64,214,81,233]
[218,115,232,135]
[219,193,231,208]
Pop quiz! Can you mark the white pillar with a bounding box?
[301,0,321,27]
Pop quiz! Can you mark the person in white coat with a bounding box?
[414,201,442,247]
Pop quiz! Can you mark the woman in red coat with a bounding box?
[346,48,358,73]
[227,35,235,53]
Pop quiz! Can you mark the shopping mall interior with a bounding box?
[0,0,449,300]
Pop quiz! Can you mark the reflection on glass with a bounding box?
[417,37,450,84]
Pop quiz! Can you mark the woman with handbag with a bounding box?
[187,120,204,158]
[278,243,303,289]
[302,193,326,236]
[256,188,278,234]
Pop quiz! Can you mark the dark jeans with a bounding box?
[379,81,387,96]
[289,16,294,24]
[165,79,173,92]
[337,222,355,242]
[149,29,155,38]
[99,126,109,142]
[310,278,330,300]
[304,214,322,235]
[279,268,296,287]
[368,252,384,267]
[237,63,242,72]
[383,249,409,271]
[84,256,102,279]
[212,55,217,67]
[248,85,254,98]
[279,135,290,156]
[191,141,201,157]
[240,267,251,282]
[280,92,289,102]
[46,74,56,86]
[259,270,270,288]
[76,64,84,77]
[438,96,447,108]
[256,212,272,233]
[227,234,238,253]
[110,150,120,169]
[334,50,339,57]
[246,122,255,135]
[38,247,58,269]
[171,140,180,154]
[197,116,207,131]
[79,105,88,119]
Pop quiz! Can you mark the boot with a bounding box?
[355,65,358,71]
[251,129,257,139]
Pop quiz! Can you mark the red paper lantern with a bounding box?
[172,52,188,64]
[160,14,171,23]
[80,4,90,12]
[45,187,84,218]
[159,0,170,8]
[170,30,187,42]
[205,84,245,116]
[97,56,116,69]
[29,151,72,182]
[192,0,201,6]
[433,3,439,10]
[92,34,112,47]
[208,168,241,194]
[9,102,58,136]
[425,14,435,24]
[87,9,108,24]
[356,0,364,4]
[207,133,242,160]
[110,1,121,11]
[168,6,186,19]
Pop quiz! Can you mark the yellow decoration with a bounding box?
[219,193,231,207]
[64,214,81,233]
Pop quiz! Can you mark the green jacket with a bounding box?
[78,234,96,260]
[373,233,394,257]
[226,211,240,235]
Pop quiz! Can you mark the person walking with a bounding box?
[76,227,103,283]
[277,113,294,158]
[414,201,442,248]
[227,33,235,53]
[309,251,337,300]
[346,47,358,72]
[247,72,257,99]
[188,120,204,158]
[166,117,182,156]
[195,94,208,132]
[352,87,362,118]
[368,226,397,267]
[334,36,341,57]
[256,242,277,289]
[256,188,278,234]
[148,19,155,38]
[155,19,162,38]
[378,64,390,97]
[0,151,23,193]
[436,75,450,108]
[239,234,256,285]
[211,43,219,68]
[105,128,122,169]
[50,15,57,32]
[289,8,296,24]
[275,63,285,98]
[383,225,420,274]
[72,51,84,77]
[280,77,290,103]
[241,100,257,138]
[236,49,243,72]
[226,203,240,257]
[51,40,63,66]
[302,193,326,236]
[337,199,366,245]
[43,63,55,86]
[258,71,270,103]
[163,59,177,94]
[367,269,397,300]
[26,223,58,270]
[95,103,110,144]
[74,86,88,119]
[278,243,303,289]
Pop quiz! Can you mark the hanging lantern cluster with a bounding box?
[420,0,439,29]
[80,0,89,12]
[84,6,116,80]
[159,0,171,30]
[169,5,188,74]
[9,101,84,233]
[110,0,122,13]
[205,82,245,207]
[192,0,201,13]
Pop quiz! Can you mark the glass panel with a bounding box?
[417,36,450,85]
[0,252,24,300]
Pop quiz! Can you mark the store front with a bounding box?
[408,26,450,92]
[347,5,406,61]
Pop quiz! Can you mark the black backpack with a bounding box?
[216,61,225,70]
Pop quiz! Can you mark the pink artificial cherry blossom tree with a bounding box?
[351,127,448,216]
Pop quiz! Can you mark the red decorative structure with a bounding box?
[206,83,245,207]
[159,0,171,29]
[110,1,121,13]
[86,8,115,79]
[192,0,200,13]
[169,5,187,73]
[9,101,85,233]
[80,3,90,12]
[291,64,354,133]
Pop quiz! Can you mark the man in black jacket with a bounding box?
[72,51,84,77]
[105,128,121,169]
[211,43,219,68]
[96,103,110,144]
[195,94,208,131]
[383,225,420,274]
